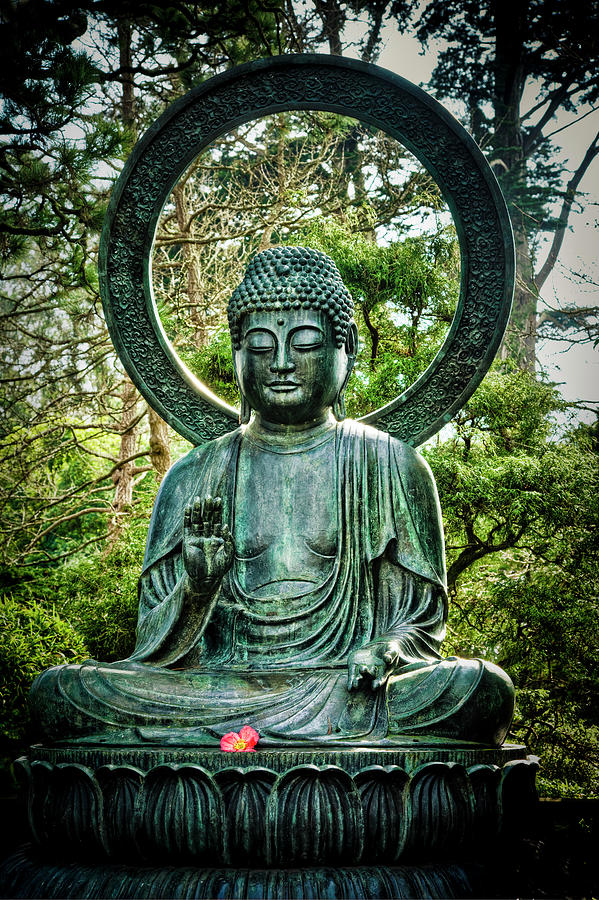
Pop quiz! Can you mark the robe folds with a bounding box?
[30,421,515,747]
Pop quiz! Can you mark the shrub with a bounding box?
[0,598,88,744]
[62,554,140,663]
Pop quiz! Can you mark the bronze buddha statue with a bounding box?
[30,247,514,748]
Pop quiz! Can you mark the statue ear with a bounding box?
[239,392,252,425]
[345,322,358,364]
[233,355,252,425]
[332,391,346,422]
[333,323,358,422]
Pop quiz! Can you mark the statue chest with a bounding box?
[232,435,338,598]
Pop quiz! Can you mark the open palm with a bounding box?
[182,495,234,592]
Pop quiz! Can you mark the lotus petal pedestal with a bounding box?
[0,743,538,899]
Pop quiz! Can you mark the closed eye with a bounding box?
[292,341,324,350]
[245,331,275,352]
[290,327,324,350]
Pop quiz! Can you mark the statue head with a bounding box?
[228,247,358,426]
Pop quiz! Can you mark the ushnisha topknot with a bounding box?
[227,246,355,349]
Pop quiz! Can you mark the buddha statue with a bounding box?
[30,247,514,748]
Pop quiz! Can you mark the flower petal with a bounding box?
[238,725,259,749]
[220,732,240,751]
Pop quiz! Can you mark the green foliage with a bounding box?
[442,551,599,798]
[0,424,120,566]
[57,538,144,664]
[284,215,459,416]
[425,369,599,796]
[185,326,238,407]
[5,521,148,667]
[0,505,151,787]
[0,598,88,744]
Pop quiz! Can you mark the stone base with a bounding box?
[0,743,538,899]
[13,743,537,868]
[1,846,490,899]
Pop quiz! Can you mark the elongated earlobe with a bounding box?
[333,322,358,422]
[232,355,251,424]
[239,390,251,425]
[332,390,346,422]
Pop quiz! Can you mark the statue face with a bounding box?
[234,308,352,425]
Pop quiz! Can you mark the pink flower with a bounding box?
[220,725,259,752]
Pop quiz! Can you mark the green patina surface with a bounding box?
[14,744,537,869]
[30,248,514,749]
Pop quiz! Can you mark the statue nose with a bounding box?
[270,346,295,373]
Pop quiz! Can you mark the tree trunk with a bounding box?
[499,226,538,369]
[118,19,136,135]
[362,304,380,367]
[341,124,368,207]
[314,0,344,55]
[107,19,142,547]
[111,377,139,529]
[148,406,171,482]
[173,183,207,346]
[492,0,537,371]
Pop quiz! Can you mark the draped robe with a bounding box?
[30,420,514,747]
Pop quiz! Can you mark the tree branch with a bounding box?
[535,130,599,290]
[447,523,528,589]
[523,85,570,156]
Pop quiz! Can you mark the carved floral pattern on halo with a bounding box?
[220,725,259,752]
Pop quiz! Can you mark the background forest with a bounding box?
[1,0,598,798]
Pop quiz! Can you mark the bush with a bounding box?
[0,598,88,744]
[3,518,147,666]
[57,528,145,662]
[0,519,145,788]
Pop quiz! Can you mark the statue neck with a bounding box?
[250,410,336,434]
[247,412,337,451]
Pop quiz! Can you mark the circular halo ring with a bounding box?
[99,54,514,447]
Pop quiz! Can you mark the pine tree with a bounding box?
[402,0,599,368]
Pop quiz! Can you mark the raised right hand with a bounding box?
[182,495,234,594]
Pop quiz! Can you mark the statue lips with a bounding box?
[267,380,300,392]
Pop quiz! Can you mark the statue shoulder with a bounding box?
[387,434,437,491]
[159,427,242,495]
[343,420,436,492]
